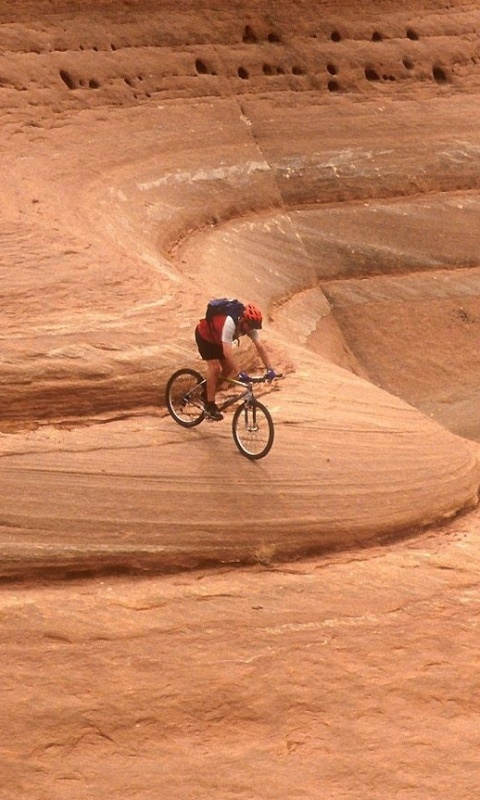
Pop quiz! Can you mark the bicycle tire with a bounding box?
[232,400,274,459]
[165,368,206,427]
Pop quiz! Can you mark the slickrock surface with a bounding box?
[2,1,480,797]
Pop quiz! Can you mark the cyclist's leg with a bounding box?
[219,357,235,383]
[205,359,222,402]
[195,329,225,419]
[195,328,223,402]
[203,360,224,420]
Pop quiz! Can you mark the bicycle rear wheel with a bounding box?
[232,401,274,459]
[165,368,206,427]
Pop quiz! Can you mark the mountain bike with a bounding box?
[165,369,282,459]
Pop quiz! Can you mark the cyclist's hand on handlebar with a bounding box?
[265,369,277,382]
[238,371,251,384]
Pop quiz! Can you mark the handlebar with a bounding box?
[227,374,284,387]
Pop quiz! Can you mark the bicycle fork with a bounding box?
[242,401,259,432]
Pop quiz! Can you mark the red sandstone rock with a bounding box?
[2,1,480,797]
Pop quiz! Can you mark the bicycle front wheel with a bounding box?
[232,401,274,459]
[165,368,205,427]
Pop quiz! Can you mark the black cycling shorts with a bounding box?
[195,326,224,361]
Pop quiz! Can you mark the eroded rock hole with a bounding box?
[195,58,208,75]
[292,65,305,75]
[238,66,249,79]
[406,28,419,40]
[331,30,342,42]
[365,67,380,81]
[327,63,337,75]
[263,63,274,75]
[89,79,100,89]
[267,32,281,43]
[432,65,447,83]
[328,79,340,91]
[403,58,414,70]
[372,31,383,42]
[59,69,76,89]
[243,25,257,43]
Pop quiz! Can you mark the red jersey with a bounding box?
[196,315,259,345]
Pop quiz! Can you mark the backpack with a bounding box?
[205,297,245,325]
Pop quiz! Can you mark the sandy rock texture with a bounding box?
[2,0,480,797]
[3,522,480,800]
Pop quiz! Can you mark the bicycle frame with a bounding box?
[216,377,258,413]
[175,375,254,415]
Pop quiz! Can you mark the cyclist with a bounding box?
[195,302,276,421]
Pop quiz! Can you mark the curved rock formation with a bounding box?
[5,4,480,799]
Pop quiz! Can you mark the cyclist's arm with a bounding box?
[221,317,273,374]
[220,317,239,375]
[252,338,273,371]
[220,340,238,375]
